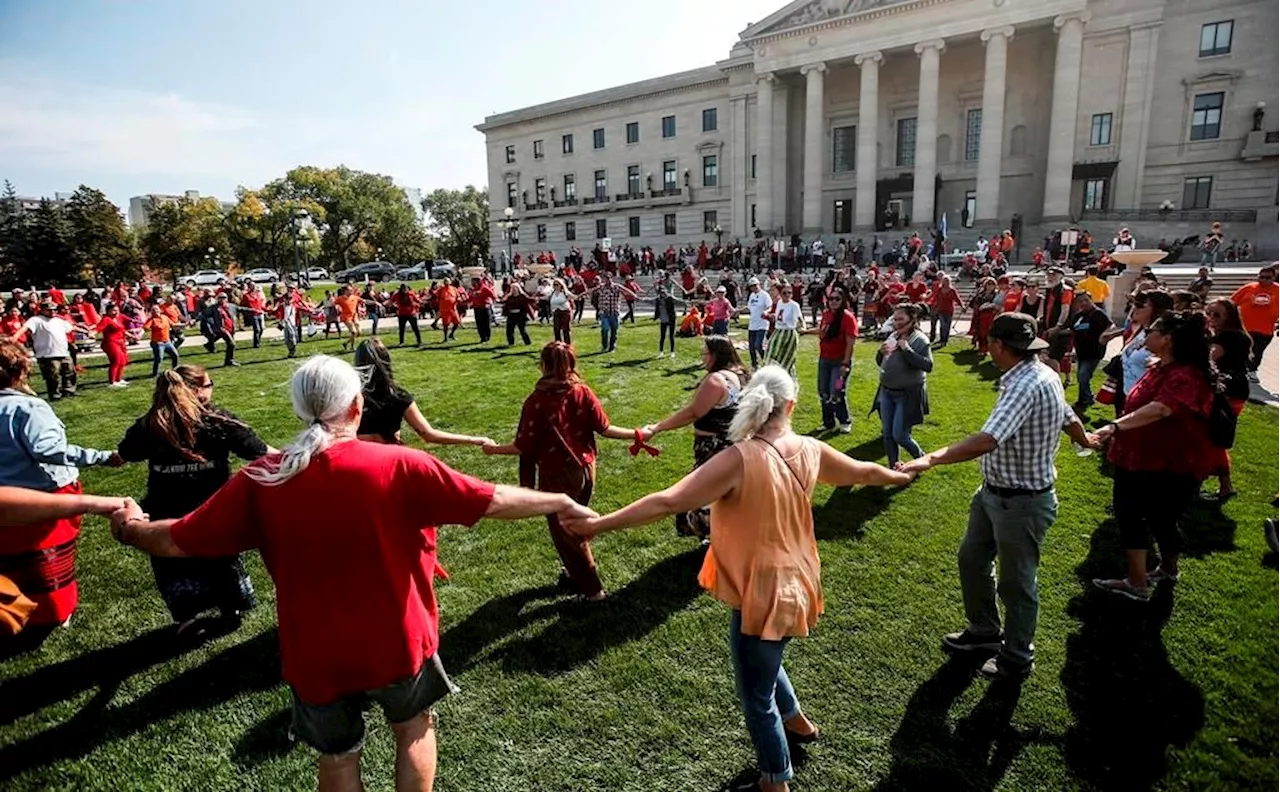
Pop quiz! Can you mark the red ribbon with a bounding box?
[629,429,660,457]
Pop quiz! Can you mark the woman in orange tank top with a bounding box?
[564,366,913,792]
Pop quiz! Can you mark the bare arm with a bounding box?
[484,484,581,520]
[650,377,726,435]
[902,432,999,472]
[0,487,127,527]
[1095,401,1172,442]
[599,424,639,441]
[817,444,914,488]
[113,516,188,558]
[575,447,742,535]
[404,402,492,447]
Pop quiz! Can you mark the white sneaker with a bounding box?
[655,351,666,359]
[838,423,852,434]
[669,352,677,359]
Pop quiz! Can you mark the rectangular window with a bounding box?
[702,108,718,132]
[594,170,607,200]
[662,115,676,138]
[702,155,718,187]
[833,200,852,233]
[750,204,757,229]
[1199,21,1233,57]
[964,109,982,161]
[832,125,855,172]
[533,139,544,159]
[896,117,917,167]
[703,210,718,233]
[536,223,547,243]
[1089,113,1112,146]
[1083,178,1108,211]
[663,213,677,235]
[565,221,576,241]
[663,160,677,191]
[626,122,639,144]
[534,178,546,204]
[595,218,608,239]
[504,145,515,164]
[964,191,976,227]
[562,134,574,154]
[506,182,517,208]
[563,174,576,201]
[751,154,757,179]
[593,128,605,149]
[628,216,640,237]
[1182,176,1212,209]
[1190,92,1224,140]
[627,165,641,196]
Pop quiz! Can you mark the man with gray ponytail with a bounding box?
[108,354,595,792]
[565,365,913,792]
[900,313,1098,681]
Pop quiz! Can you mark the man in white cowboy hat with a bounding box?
[744,276,772,368]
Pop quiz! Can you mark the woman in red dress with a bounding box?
[96,303,132,387]
[484,341,640,600]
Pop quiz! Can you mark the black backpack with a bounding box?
[1207,390,1238,449]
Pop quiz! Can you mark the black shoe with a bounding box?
[979,654,1034,680]
[225,360,241,367]
[942,629,1003,654]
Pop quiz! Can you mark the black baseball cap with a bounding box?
[989,312,1048,351]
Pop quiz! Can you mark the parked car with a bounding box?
[428,260,456,279]
[395,263,426,280]
[186,270,228,288]
[238,268,280,285]
[306,267,331,282]
[334,261,398,283]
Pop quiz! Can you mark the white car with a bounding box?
[186,270,227,287]
[240,268,279,285]
[306,267,331,282]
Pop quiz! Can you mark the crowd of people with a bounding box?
[0,247,1276,790]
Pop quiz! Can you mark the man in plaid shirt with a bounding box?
[902,313,1097,679]
[588,273,638,353]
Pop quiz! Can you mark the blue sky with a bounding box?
[0,0,782,212]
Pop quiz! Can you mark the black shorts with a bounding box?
[290,654,457,755]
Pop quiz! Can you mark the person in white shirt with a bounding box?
[23,302,77,400]
[1113,228,1136,252]
[811,239,825,271]
[745,277,773,369]
[765,283,806,382]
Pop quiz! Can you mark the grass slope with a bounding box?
[0,318,1275,791]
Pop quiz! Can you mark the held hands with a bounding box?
[1090,425,1115,445]
[472,436,497,448]
[640,425,659,441]
[108,498,146,543]
[105,451,126,468]
[557,498,600,536]
[897,456,934,476]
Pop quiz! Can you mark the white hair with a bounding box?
[243,355,363,486]
[727,365,797,443]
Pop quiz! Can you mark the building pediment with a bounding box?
[738,0,916,41]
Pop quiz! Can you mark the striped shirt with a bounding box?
[979,358,1079,490]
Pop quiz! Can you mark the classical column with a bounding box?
[912,39,945,229]
[801,62,827,237]
[754,73,775,234]
[854,51,882,231]
[730,95,748,237]
[1042,13,1088,221]
[1113,22,1161,209]
[976,27,1013,224]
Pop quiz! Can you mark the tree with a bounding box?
[141,197,230,285]
[421,186,489,266]
[0,180,27,287]
[65,185,138,285]
[22,199,77,288]
[222,183,323,276]
[281,166,417,269]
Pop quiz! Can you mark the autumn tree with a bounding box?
[421,186,489,266]
[281,166,418,269]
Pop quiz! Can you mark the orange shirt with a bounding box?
[438,285,458,310]
[144,315,172,343]
[1231,281,1279,335]
[703,437,824,640]
[161,304,183,324]
[335,294,359,322]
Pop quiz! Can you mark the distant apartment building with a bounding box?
[128,190,233,230]
[15,193,73,213]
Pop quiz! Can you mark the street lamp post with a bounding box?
[713,224,723,247]
[376,247,383,262]
[500,206,520,274]
[290,209,309,286]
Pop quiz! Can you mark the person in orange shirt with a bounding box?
[565,367,911,792]
[143,304,179,377]
[1231,264,1279,380]
[334,286,361,351]
[436,279,462,342]
[678,303,704,337]
[160,296,186,347]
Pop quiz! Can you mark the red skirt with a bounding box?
[1208,398,1248,473]
[0,481,83,626]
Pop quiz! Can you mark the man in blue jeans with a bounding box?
[745,277,772,368]
[589,273,637,353]
[901,313,1096,679]
[1064,291,1112,413]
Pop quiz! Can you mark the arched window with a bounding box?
[1009,125,1028,156]
[936,134,952,164]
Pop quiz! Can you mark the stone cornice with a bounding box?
[744,0,953,47]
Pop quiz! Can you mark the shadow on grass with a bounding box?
[949,349,1003,382]
[870,657,1045,790]
[1059,519,1205,789]
[439,548,706,677]
[0,628,281,782]
[812,482,902,541]
[1179,501,1239,557]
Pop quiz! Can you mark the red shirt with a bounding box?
[904,282,929,303]
[467,284,495,309]
[76,302,100,327]
[394,291,421,317]
[218,305,235,334]
[1,316,24,338]
[818,309,859,361]
[96,315,126,346]
[48,287,66,305]
[930,286,962,316]
[169,442,495,705]
[1107,363,1214,478]
[241,292,266,314]
[515,381,609,476]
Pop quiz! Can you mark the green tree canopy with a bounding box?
[281,166,419,269]
[421,186,489,266]
[65,185,139,285]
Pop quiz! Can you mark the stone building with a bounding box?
[476,0,1279,260]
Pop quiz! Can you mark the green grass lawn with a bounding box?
[1,319,1276,791]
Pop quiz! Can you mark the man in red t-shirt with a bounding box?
[109,358,592,789]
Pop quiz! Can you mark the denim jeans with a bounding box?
[150,341,179,377]
[817,358,850,428]
[712,319,729,336]
[248,313,264,348]
[728,610,797,784]
[1200,250,1219,269]
[282,321,299,356]
[599,313,619,351]
[878,387,924,465]
[932,313,953,345]
[1075,357,1100,407]
[958,487,1058,665]
[748,329,767,368]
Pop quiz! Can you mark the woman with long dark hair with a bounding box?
[1202,297,1252,502]
[353,338,493,448]
[872,303,933,468]
[116,365,270,633]
[802,286,858,433]
[1112,289,1175,415]
[1091,312,1218,601]
[968,277,1000,357]
[484,341,641,599]
[641,335,746,542]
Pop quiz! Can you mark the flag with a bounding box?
[939,212,948,241]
